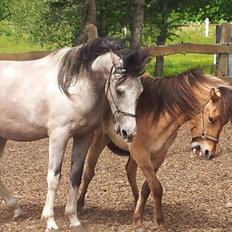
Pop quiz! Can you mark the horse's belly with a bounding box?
[0,123,47,141]
[0,97,48,141]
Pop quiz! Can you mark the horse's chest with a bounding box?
[69,102,105,136]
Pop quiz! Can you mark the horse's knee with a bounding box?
[71,164,84,188]
[84,165,95,180]
[47,170,60,190]
[153,181,163,199]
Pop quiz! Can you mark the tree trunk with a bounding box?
[131,0,145,49]
[73,0,97,45]
[154,0,168,76]
[98,0,107,37]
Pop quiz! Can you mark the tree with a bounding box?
[9,0,82,48]
[73,0,97,45]
[131,0,145,49]
[144,0,211,76]
[0,0,12,21]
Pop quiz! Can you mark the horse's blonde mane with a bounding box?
[138,69,230,121]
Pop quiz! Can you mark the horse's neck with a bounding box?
[69,73,108,114]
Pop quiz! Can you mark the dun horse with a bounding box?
[77,70,232,232]
[0,38,150,231]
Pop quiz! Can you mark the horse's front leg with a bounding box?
[125,156,139,203]
[65,133,93,228]
[42,128,69,231]
[131,146,167,232]
[135,170,166,232]
[134,180,150,232]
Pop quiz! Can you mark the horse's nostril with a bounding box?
[204,150,212,160]
[121,129,128,138]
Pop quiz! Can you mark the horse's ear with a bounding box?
[91,53,116,73]
[110,51,120,67]
[210,88,221,102]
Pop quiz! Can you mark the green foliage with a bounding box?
[96,0,133,41]
[180,0,232,23]
[8,0,82,49]
[0,0,230,53]
[0,22,43,52]
[0,0,12,21]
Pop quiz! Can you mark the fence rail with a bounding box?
[1,43,232,61]
[0,23,232,79]
[0,51,50,61]
[146,43,232,56]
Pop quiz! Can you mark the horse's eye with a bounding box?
[116,89,124,97]
[208,116,214,123]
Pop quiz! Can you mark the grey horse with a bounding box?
[0,38,150,231]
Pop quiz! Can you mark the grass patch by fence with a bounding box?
[147,24,216,76]
[0,22,44,53]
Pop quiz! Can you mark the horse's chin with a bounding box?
[114,123,120,134]
[123,136,133,143]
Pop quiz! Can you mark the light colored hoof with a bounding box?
[13,207,22,220]
[45,218,59,231]
[70,224,84,232]
[69,214,81,228]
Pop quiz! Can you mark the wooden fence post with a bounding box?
[216,23,232,77]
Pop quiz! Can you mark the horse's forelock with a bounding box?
[118,49,150,77]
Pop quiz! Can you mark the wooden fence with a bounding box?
[1,23,232,82]
[0,51,50,61]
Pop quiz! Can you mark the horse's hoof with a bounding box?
[13,207,23,220]
[70,224,84,232]
[45,218,59,231]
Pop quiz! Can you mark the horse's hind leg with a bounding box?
[77,128,109,208]
[0,138,21,219]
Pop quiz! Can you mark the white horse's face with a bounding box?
[92,51,146,142]
[107,70,143,142]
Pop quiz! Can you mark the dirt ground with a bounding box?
[0,122,232,232]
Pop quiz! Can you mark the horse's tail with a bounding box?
[107,141,130,156]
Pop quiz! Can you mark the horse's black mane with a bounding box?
[138,69,228,121]
[57,38,150,96]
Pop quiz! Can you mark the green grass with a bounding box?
[0,22,44,53]
[147,24,216,76]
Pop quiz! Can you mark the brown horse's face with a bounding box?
[190,88,226,160]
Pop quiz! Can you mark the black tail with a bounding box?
[107,141,130,156]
